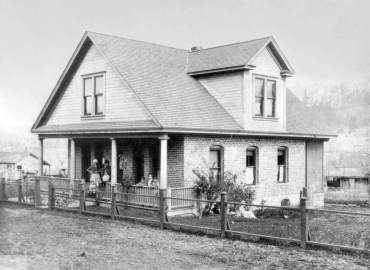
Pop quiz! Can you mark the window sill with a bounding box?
[252,116,278,122]
[81,114,106,120]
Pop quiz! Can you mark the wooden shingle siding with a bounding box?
[198,72,244,126]
[45,44,151,126]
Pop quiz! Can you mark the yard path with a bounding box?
[0,205,369,270]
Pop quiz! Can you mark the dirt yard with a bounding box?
[0,205,369,270]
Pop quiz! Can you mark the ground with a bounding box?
[0,205,369,270]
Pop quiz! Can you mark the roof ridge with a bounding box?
[87,31,188,52]
[188,36,272,53]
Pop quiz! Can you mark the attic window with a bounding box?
[83,73,105,116]
[254,76,276,118]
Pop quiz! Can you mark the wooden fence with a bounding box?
[0,179,369,256]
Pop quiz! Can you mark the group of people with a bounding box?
[86,158,161,195]
[86,159,111,195]
[136,173,160,188]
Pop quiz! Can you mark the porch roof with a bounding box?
[34,120,158,133]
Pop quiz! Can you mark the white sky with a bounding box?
[1,0,370,130]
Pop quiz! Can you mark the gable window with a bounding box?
[254,76,276,118]
[209,145,224,184]
[83,73,105,116]
[246,146,258,185]
[277,147,288,183]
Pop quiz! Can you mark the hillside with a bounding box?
[290,79,370,176]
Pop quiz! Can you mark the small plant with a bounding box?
[193,169,256,215]
[223,171,255,212]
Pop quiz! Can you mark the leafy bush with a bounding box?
[193,169,221,201]
[223,171,255,206]
[192,169,255,214]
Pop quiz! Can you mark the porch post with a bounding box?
[70,139,76,181]
[111,138,117,186]
[159,134,169,189]
[38,137,44,176]
[67,139,71,177]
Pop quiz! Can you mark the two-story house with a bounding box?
[31,31,334,207]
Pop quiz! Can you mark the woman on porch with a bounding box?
[87,159,101,195]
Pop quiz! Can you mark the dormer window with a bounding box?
[254,76,276,118]
[83,73,105,116]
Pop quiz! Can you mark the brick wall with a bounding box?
[167,136,184,188]
[183,135,306,206]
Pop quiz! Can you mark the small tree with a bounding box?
[193,168,222,215]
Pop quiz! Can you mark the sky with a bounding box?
[1,0,370,131]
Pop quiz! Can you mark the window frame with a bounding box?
[277,146,288,183]
[253,75,277,118]
[81,72,106,118]
[209,145,224,185]
[246,146,258,185]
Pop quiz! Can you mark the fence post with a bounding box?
[159,189,166,230]
[48,182,52,210]
[80,184,85,214]
[220,192,227,238]
[123,185,129,209]
[0,177,6,201]
[166,187,172,212]
[197,193,202,219]
[17,180,22,205]
[111,186,116,219]
[34,178,41,207]
[300,187,308,249]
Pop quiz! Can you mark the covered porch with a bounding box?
[36,133,195,214]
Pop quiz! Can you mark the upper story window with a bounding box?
[254,76,276,118]
[246,146,258,185]
[83,73,105,116]
[277,146,288,183]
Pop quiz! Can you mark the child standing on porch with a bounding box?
[87,159,101,195]
[101,160,111,190]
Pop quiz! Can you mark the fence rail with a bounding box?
[1,178,369,255]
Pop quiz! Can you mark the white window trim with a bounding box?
[252,74,278,119]
[81,72,106,118]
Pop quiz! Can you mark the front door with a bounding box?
[81,143,91,181]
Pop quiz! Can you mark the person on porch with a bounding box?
[101,160,111,190]
[87,159,101,195]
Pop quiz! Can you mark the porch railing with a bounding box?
[171,186,195,209]
[105,182,159,207]
[105,182,196,210]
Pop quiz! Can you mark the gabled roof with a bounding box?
[32,31,241,132]
[187,36,294,76]
[31,31,332,140]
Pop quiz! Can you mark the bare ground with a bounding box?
[0,205,369,270]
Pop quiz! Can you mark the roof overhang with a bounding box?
[34,126,336,141]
